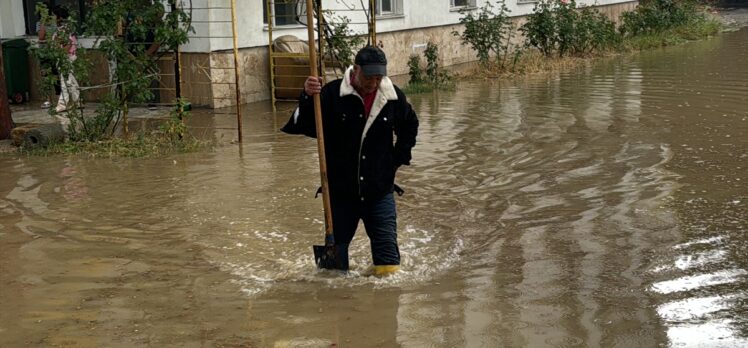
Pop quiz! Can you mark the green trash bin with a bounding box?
[2,38,31,104]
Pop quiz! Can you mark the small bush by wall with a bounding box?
[521,0,620,57]
[452,0,517,69]
[403,42,454,94]
[620,0,701,37]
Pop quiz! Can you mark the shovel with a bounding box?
[305,0,346,270]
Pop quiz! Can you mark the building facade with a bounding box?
[1,0,638,108]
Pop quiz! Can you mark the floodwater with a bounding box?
[2,29,747,347]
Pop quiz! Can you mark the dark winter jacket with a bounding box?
[281,67,419,202]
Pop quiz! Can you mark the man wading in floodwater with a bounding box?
[282,46,419,276]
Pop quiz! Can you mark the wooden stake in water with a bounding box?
[230,0,243,143]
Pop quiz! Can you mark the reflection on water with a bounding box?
[1,28,748,347]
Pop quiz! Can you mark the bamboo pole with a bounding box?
[230,0,243,143]
[369,0,377,45]
[317,0,325,82]
[305,0,334,241]
[266,0,277,112]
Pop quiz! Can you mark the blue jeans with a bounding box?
[332,193,399,269]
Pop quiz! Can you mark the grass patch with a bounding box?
[16,98,209,158]
[623,31,687,49]
[402,80,456,94]
[675,17,722,39]
[461,50,594,79]
[18,132,208,158]
[622,17,722,50]
[402,82,436,94]
[504,50,591,76]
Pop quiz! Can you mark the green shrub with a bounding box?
[403,42,454,94]
[158,98,191,144]
[620,0,700,36]
[521,0,557,57]
[576,7,621,53]
[30,0,193,142]
[424,42,453,86]
[86,0,192,139]
[452,0,516,68]
[31,4,90,108]
[554,0,578,56]
[521,0,621,57]
[619,0,721,49]
[407,54,423,84]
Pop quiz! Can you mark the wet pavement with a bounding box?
[0,105,173,152]
[1,27,748,348]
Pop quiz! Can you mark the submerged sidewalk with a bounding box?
[717,5,748,28]
[8,103,172,125]
[0,104,173,153]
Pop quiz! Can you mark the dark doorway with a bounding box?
[22,0,90,35]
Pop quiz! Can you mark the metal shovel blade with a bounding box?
[313,244,348,270]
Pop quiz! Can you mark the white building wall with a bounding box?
[174,0,638,107]
[183,0,213,52]
[378,0,635,33]
[181,0,637,53]
[0,0,27,39]
[182,0,267,52]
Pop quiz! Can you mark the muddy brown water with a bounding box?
[2,29,748,347]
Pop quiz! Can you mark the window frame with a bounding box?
[375,0,403,17]
[262,0,305,27]
[450,0,477,10]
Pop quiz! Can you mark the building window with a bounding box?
[450,0,477,8]
[376,0,403,16]
[263,1,304,26]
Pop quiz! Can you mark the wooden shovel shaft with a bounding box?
[306,0,334,238]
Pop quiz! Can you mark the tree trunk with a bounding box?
[0,44,15,140]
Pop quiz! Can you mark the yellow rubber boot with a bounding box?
[371,265,400,277]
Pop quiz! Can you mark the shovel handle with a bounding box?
[305,0,334,239]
